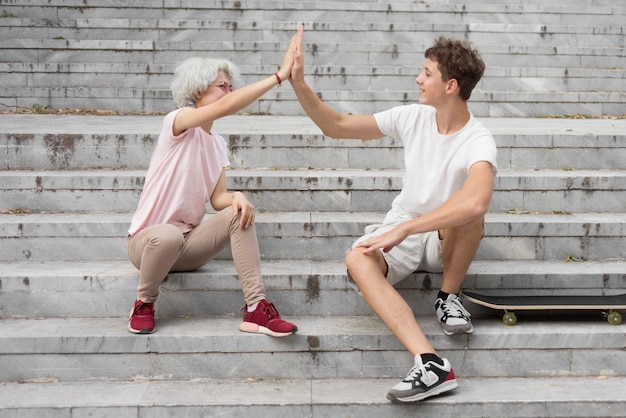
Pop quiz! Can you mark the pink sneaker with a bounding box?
[239,299,298,337]
[128,299,155,334]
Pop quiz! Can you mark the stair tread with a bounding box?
[1,315,624,354]
[2,114,625,136]
[0,376,624,414]
[0,258,624,280]
[2,211,625,226]
[3,168,625,175]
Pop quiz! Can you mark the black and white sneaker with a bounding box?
[387,355,458,402]
[435,293,473,335]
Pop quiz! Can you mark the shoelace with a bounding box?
[404,361,427,383]
[441,298,470,319]
[134,302,153,315]
[406,360,442,387]
[260,302,280,319]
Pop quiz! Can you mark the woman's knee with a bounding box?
[214,206,242,230]
[144,224,184,252]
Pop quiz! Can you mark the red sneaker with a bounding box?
[239,299,298,337]
[128,299,155,334]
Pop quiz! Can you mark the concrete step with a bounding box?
[1,376,624,418]
[0,29,623,56]
[0,63,626,109]
[1,315,624,381]
[1,168,624,213]
[4,62,624,97]
[0,259,623,318]
[3,85,624,117]
[2,115,624,171]
[4,17,623,40]
[2,11,622,34]
[0,211,624,262]
[3,0,621,22]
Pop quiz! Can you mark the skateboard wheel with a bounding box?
[607,311,622,325]
[503,312,517,326]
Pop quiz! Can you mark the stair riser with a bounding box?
[2,5,622,24]
[3,91,624,118]
[0,260,626,318]
[2,348,624,382]
[0,289,384,318]
[3,60,625,92]
[3,134,624,170]
[1,259,624,318]
[0,377,623,418]
[0,232,623,262]
[1,187,624,213]
[10,72,626,94]
[1,28,622,49]
[4,286,626,319]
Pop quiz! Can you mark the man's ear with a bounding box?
[445,78,459,95]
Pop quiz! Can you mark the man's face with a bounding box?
[415,58,447,106]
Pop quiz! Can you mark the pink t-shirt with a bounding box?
[128,108,230,236]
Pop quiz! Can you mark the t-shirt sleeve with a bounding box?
[374,105,414,142]
[165,108,189,143]
[217,134,230,168]
[374,104,429,146]
[467,131,498,176]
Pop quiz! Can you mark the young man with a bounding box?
[289,27,497,402]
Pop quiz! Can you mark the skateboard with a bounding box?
[461,291,626,326]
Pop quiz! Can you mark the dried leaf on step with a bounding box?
[565,255,584,262]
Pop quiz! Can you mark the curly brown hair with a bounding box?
[425,37,485,101]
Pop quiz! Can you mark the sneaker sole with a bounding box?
[387,379,459,403]
[127,325,156,334]
[442,323,474,336]
[239,321,295,337]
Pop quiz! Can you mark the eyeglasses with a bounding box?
[210,81,235,93]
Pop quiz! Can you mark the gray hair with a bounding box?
[170,57,240,108]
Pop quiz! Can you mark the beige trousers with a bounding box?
[127,207,266,305]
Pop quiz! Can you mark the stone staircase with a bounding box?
[0,0,624,117]
[1,113,625,417]
[1,1,626,417]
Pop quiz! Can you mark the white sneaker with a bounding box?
[387,355,459,402]
[435,293,473,335]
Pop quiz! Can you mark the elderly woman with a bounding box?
[126,35,298,337]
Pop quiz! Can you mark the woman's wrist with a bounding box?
[274,72,282,86]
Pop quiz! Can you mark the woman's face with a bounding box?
[195,71,234,107]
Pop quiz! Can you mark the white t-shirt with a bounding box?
[374,104,497,223]
[128,108,230,236]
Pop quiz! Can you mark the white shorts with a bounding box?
[351,219,443,286]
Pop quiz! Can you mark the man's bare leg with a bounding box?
[439,217,485,294]
[346,244,459,403]
[345,248,436,356]
[435,218,485,335]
